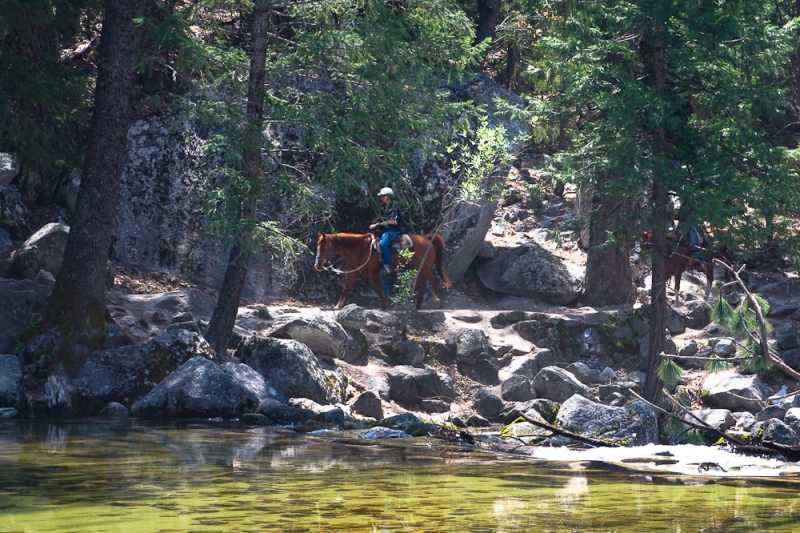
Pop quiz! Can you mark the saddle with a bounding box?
[371,233,414,251]
[391,234,414,250]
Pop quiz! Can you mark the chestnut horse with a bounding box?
[314,232,451,310]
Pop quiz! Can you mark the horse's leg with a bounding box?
[336,272,358,308]
[421,265,441,307]
[366,267,388,310]
[415,276,426,310]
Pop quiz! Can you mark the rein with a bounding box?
[317,234,377,275]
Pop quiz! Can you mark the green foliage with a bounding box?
[390,249,418,333]
[524,0,799,256]
[0,0,101,173]
[657,359,683,387]
[684,429,707,446]
[500,417,525,440]
[710,298,736,329]
[703,355,733,374]
[449,116,518,201]
[737,356,773,375]
[664,416,688,440]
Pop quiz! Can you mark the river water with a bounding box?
[1,420,800,532]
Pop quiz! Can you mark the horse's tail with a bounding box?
[424,233,452,289]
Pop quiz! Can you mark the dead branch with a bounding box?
[629,389,800,461]
[518,412,621,448]
[713,259,800,383]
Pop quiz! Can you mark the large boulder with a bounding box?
[0,354,22,409]
[267,315,366,363]
[105,289,217,343]
[0,153,20,186]
[556,394,659,446]
[72,330,216,415]
[532,366,591,403]
[455,328,490,365]
[235,336,341,405]
[477,242,583,305]
[385,365,454,408]
[0,185,31,240]
[702,371,768,413]
[10,223,69,280]
[0,279,50,353]
[131,357,261,418]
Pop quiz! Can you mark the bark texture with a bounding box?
[46,0,145,369]
[582,197,634,306]
[204,0,271,356]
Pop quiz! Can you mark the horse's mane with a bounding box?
[325,232,371,242]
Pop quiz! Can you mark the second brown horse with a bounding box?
[315,232,451,310]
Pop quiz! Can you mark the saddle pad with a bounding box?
[392,234,414,250]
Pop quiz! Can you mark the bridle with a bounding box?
[316,233,377,275]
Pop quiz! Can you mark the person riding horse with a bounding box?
[368,187,404,274]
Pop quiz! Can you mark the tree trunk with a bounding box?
[204,0,271,356]
[643,18,667,406]
[46,0,145,370]
[582,198,634,306]
[475,0,501,47]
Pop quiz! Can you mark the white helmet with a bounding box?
[378,187,394,197]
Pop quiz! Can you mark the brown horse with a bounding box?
[314,232,452,310]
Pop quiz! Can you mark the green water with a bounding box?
[1,421,798,532]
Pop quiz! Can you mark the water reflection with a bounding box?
[1,420,800,532]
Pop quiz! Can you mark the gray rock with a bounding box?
[381,339,425,366]
[385,365,453,408]
[455,328,490,365]
[220,362,276,402]
[712,338,737,357]
[685,409,735,432]
[377,412,437,436]
[556,395,659,446]
[532,366,591,403]
[476,242,583,305]
[0,153,20,186]
[702,371,767,413]
[267,315,366,363]
[351,390,383,420]
[235,336,340,405]
[365,376,391,400]
[683,300,712,329]
[466,414,491,427]
[459,352,500,384]
[473,387,504,420]
[784,408,800,434]
[0,407,19,419]
[0,185,32,240]
[73,330,216,415]
[755,404,789,422]
[0,354,22,409]
[755,418,798,446]
[0,282,50,352]
[355,427,410,439]
[336,304,367,331]
[10,223,69,280]
[420,399,450,413]
[500,375,535,402]
[103,402,130,418]
[256,398,315,424]
[778,333,798,351]
[131,356,261,418]
[564,362,592,385]
[665,307,686,335]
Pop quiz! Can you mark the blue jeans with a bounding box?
[379,230,399,268]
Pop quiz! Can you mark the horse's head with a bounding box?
[314,233,333,272]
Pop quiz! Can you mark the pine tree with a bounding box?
[527,0,798,404]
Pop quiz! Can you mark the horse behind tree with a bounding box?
[314,232,451,310]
